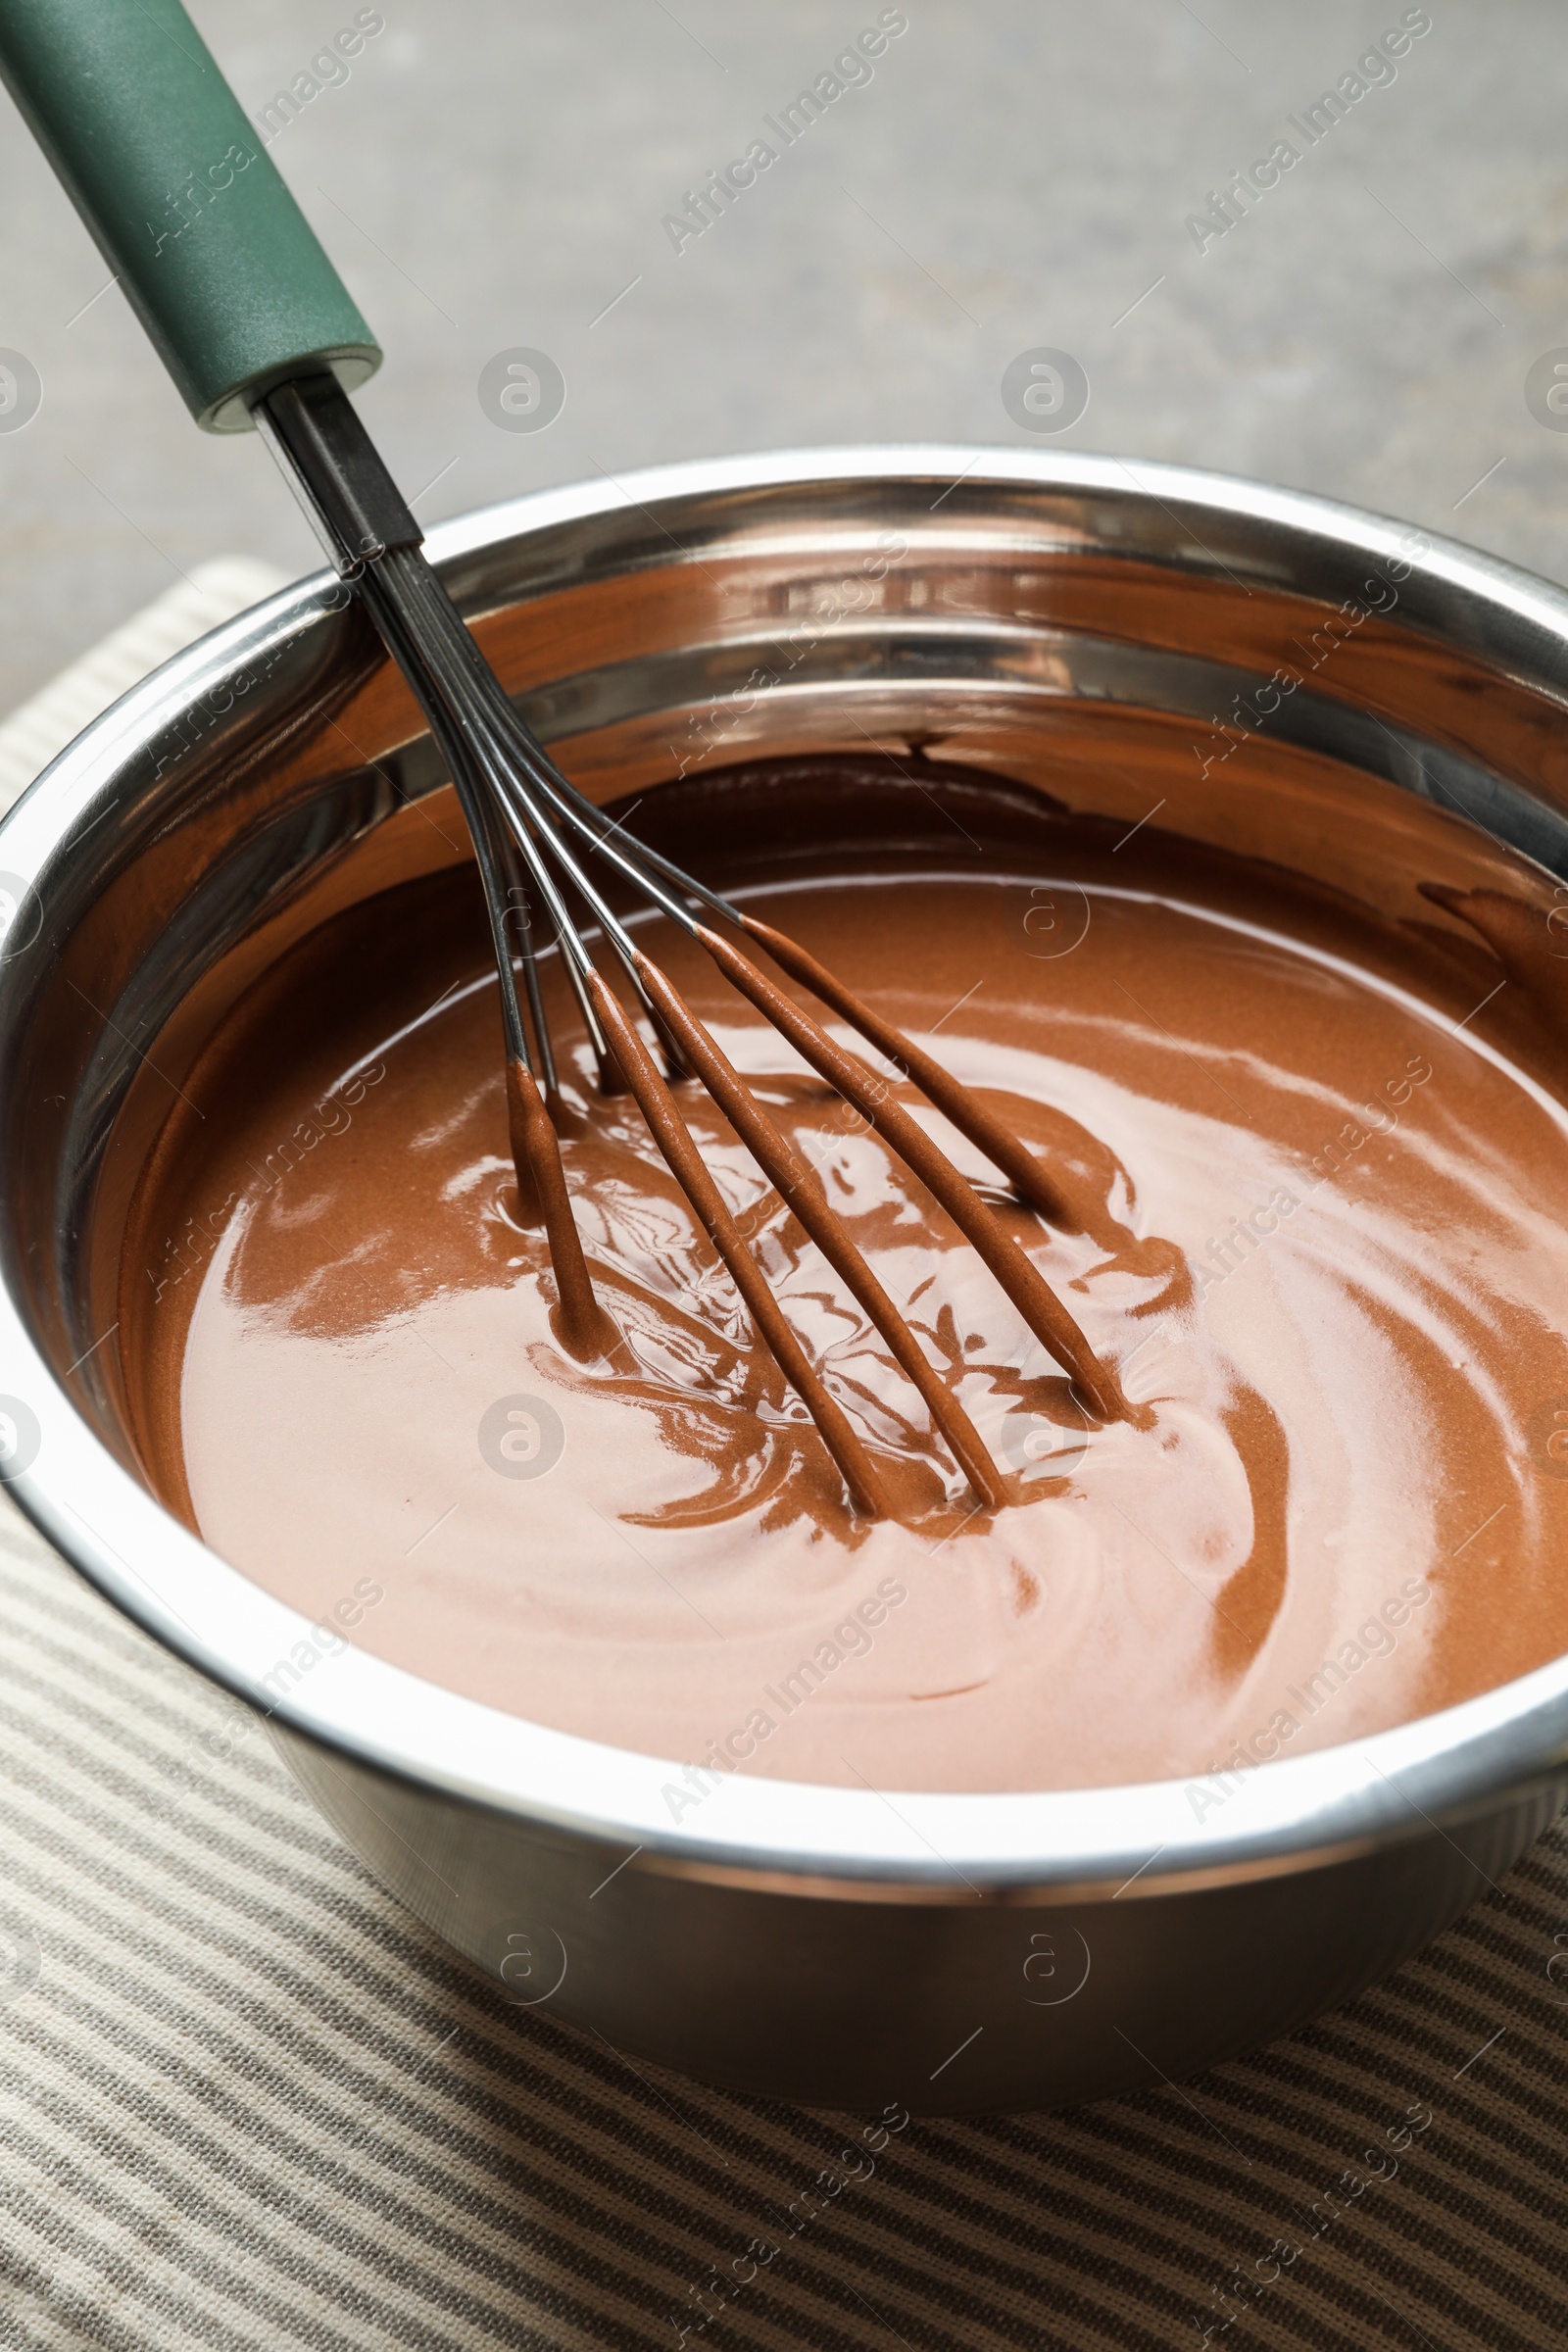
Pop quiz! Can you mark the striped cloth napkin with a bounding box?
[0,580,1564,2350]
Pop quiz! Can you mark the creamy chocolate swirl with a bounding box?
[121,757,1568,1791]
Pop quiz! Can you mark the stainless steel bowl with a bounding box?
[4,446,1568,2117]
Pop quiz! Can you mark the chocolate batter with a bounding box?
[119,756,1568,1792]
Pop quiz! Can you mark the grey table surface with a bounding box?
[5,8,1568,2351]
[0,0,1563,714]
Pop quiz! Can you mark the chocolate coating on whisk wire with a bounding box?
[582,968,893,1518]
[689,923,1128,1429]
[736,913,1078,1233]
[630,952,1008,1510]
[504,1055,618,1361]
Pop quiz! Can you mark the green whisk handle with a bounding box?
[0,0,380,430]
